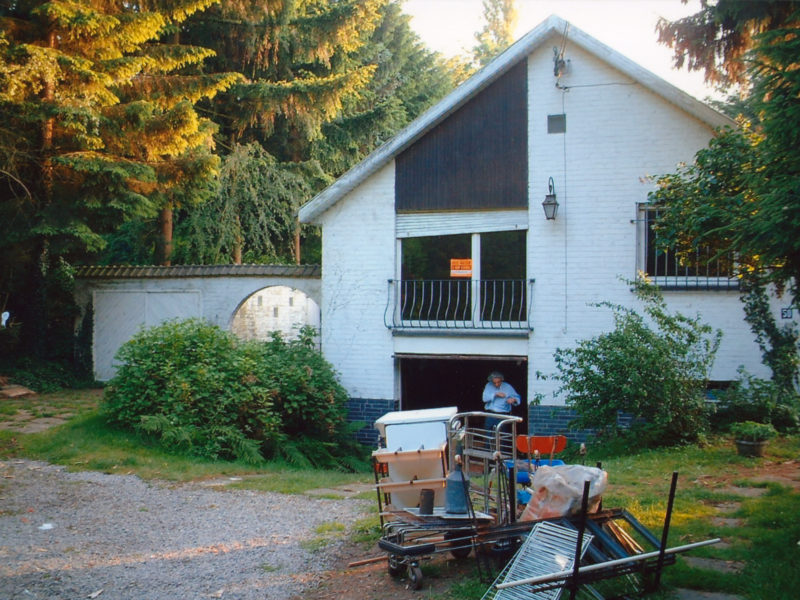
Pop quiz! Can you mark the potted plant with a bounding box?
[730,421,777,457]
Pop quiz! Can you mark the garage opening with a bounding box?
[398,355,528,432]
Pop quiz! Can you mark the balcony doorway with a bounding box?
[398,355,527,432]
[397,230,527,327]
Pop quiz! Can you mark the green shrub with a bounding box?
[711,370,799,433]
[103,320,360,467]
[0,357,94,392]
[242,327,369,470]
[104,319,281,463]
[247,327,349,439]
[104,320,364,468]
[730,420,777,442]
[553,280,721,448]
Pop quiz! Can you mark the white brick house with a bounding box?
[299,16,787,442]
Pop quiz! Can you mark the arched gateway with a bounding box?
[74,265,321,381]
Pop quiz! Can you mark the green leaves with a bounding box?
[554,281,721,449]
[103,319,353,466]
[173,142,325,264]
[651,14,800,306]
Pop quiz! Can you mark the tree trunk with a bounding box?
[294,224,301,265]
[232,215,243,264]
[159,205,173,266]
[31,29,57,357]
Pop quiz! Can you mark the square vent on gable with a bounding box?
[548,113,566,134]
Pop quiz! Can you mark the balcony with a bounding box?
[384,279,534,334]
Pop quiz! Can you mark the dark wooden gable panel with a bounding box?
[396,60,528,212]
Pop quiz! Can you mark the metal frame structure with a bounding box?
[374,412,523,589]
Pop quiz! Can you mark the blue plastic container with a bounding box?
[507,459,566,486]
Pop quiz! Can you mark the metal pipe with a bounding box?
[495,538,721,589]
[569,480,591,600]
[654,471,679,588]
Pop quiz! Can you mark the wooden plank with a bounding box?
[376,477,447,492]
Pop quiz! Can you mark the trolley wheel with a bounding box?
[407,565,423,590]
[444,531,472,559]
[387,555,403,577]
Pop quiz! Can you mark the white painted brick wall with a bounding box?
[526,37,778,404]
[312,36,791,410]
[318,163,396,399]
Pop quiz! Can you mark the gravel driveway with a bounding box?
[0,460,372,600]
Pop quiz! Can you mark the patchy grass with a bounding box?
[0,397,371,493]
[0,388,102,429]
[227,469,372,495]
[301,521,349,552]
[350,513,382,545]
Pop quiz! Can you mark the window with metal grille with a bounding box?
[638,205,738,290]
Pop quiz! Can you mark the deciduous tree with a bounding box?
[651,7,800,389]
[651,15,800,306]
[472,0,517,67]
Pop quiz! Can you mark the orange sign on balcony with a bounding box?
[450,258,472,278]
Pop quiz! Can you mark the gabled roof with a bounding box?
[298,14,734,224]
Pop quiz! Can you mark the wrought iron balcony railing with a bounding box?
[384,279,534,332]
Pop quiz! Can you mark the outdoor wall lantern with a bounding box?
[542,177,559,220]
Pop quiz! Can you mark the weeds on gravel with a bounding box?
[301,521,348,552]
[350,514,382,545]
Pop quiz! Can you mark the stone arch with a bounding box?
[230,285,320,342]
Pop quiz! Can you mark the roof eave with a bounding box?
[561,24,734,130]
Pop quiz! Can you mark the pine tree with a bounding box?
[656,0,800,87]
[175,0,383,262]
[310,0,455,177]
[0,0,237,356]
[183,0,382,155]
[167,1,455,266]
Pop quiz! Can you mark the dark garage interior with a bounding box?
[398,355,528,432]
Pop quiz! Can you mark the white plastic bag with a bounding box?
[520,465,608,521]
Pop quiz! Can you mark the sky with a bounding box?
[402,0,717,101]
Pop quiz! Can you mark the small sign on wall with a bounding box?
[450,258,472,278]
[781,307,793,319]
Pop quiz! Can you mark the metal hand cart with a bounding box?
[373,410,526,589]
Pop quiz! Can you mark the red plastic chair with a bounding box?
[516,434,567,462]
